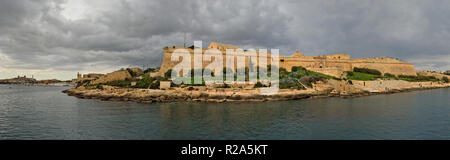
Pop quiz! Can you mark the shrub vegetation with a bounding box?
[444,71,450,76]
[144,68,158,73]
[384,73,396,78]
[443,76,449,83]
[104,80,131,88]
[398,75,440,82]
[276,66,335,89]
[353,67,382,76]
[346,68,399,81]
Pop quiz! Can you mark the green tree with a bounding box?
[164,69,172,78]
[443,76,449,83]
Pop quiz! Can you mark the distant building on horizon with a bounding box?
[0,75,37,84]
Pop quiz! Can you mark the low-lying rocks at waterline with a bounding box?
[63,79,450,103]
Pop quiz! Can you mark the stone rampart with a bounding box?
[90,70,132,85]
[158,45,417,78]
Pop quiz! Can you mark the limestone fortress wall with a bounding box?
[158,42,417,78]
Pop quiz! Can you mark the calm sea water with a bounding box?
[0,84,449,140]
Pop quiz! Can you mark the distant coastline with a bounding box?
[0,83,74,87]
[0,76,75,87]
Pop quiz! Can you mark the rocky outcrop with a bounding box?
[64,79,450,103]
[64,86,322,103]
[417,71,450,80]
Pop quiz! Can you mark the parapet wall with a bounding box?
[90,70,132,85]
[351,62,416,76]
[350,57,416,76]
[417,71,450,79]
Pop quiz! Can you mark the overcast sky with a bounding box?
[0,0,449,80]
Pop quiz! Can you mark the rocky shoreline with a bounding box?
[63,80,450,103]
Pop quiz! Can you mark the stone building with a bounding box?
[157,42,417,78]
[208,42,240,50]
[76,73,104,82]
[75,68,143,85]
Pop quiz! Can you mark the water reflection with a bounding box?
[1,85,450,139]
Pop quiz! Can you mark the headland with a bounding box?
[63,42,450,103]
[0,75,74,86]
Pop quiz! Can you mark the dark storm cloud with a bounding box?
[0,0,449,79]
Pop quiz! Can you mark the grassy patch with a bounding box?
[347,67,387,81]
[141,72,151,79]
[398,75,440,82]
[354,67,382,75]
[346,71,381,81]
[346,71,442,82]
[382,73,398,80]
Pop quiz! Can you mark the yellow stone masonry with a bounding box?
[157,42,417,78]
